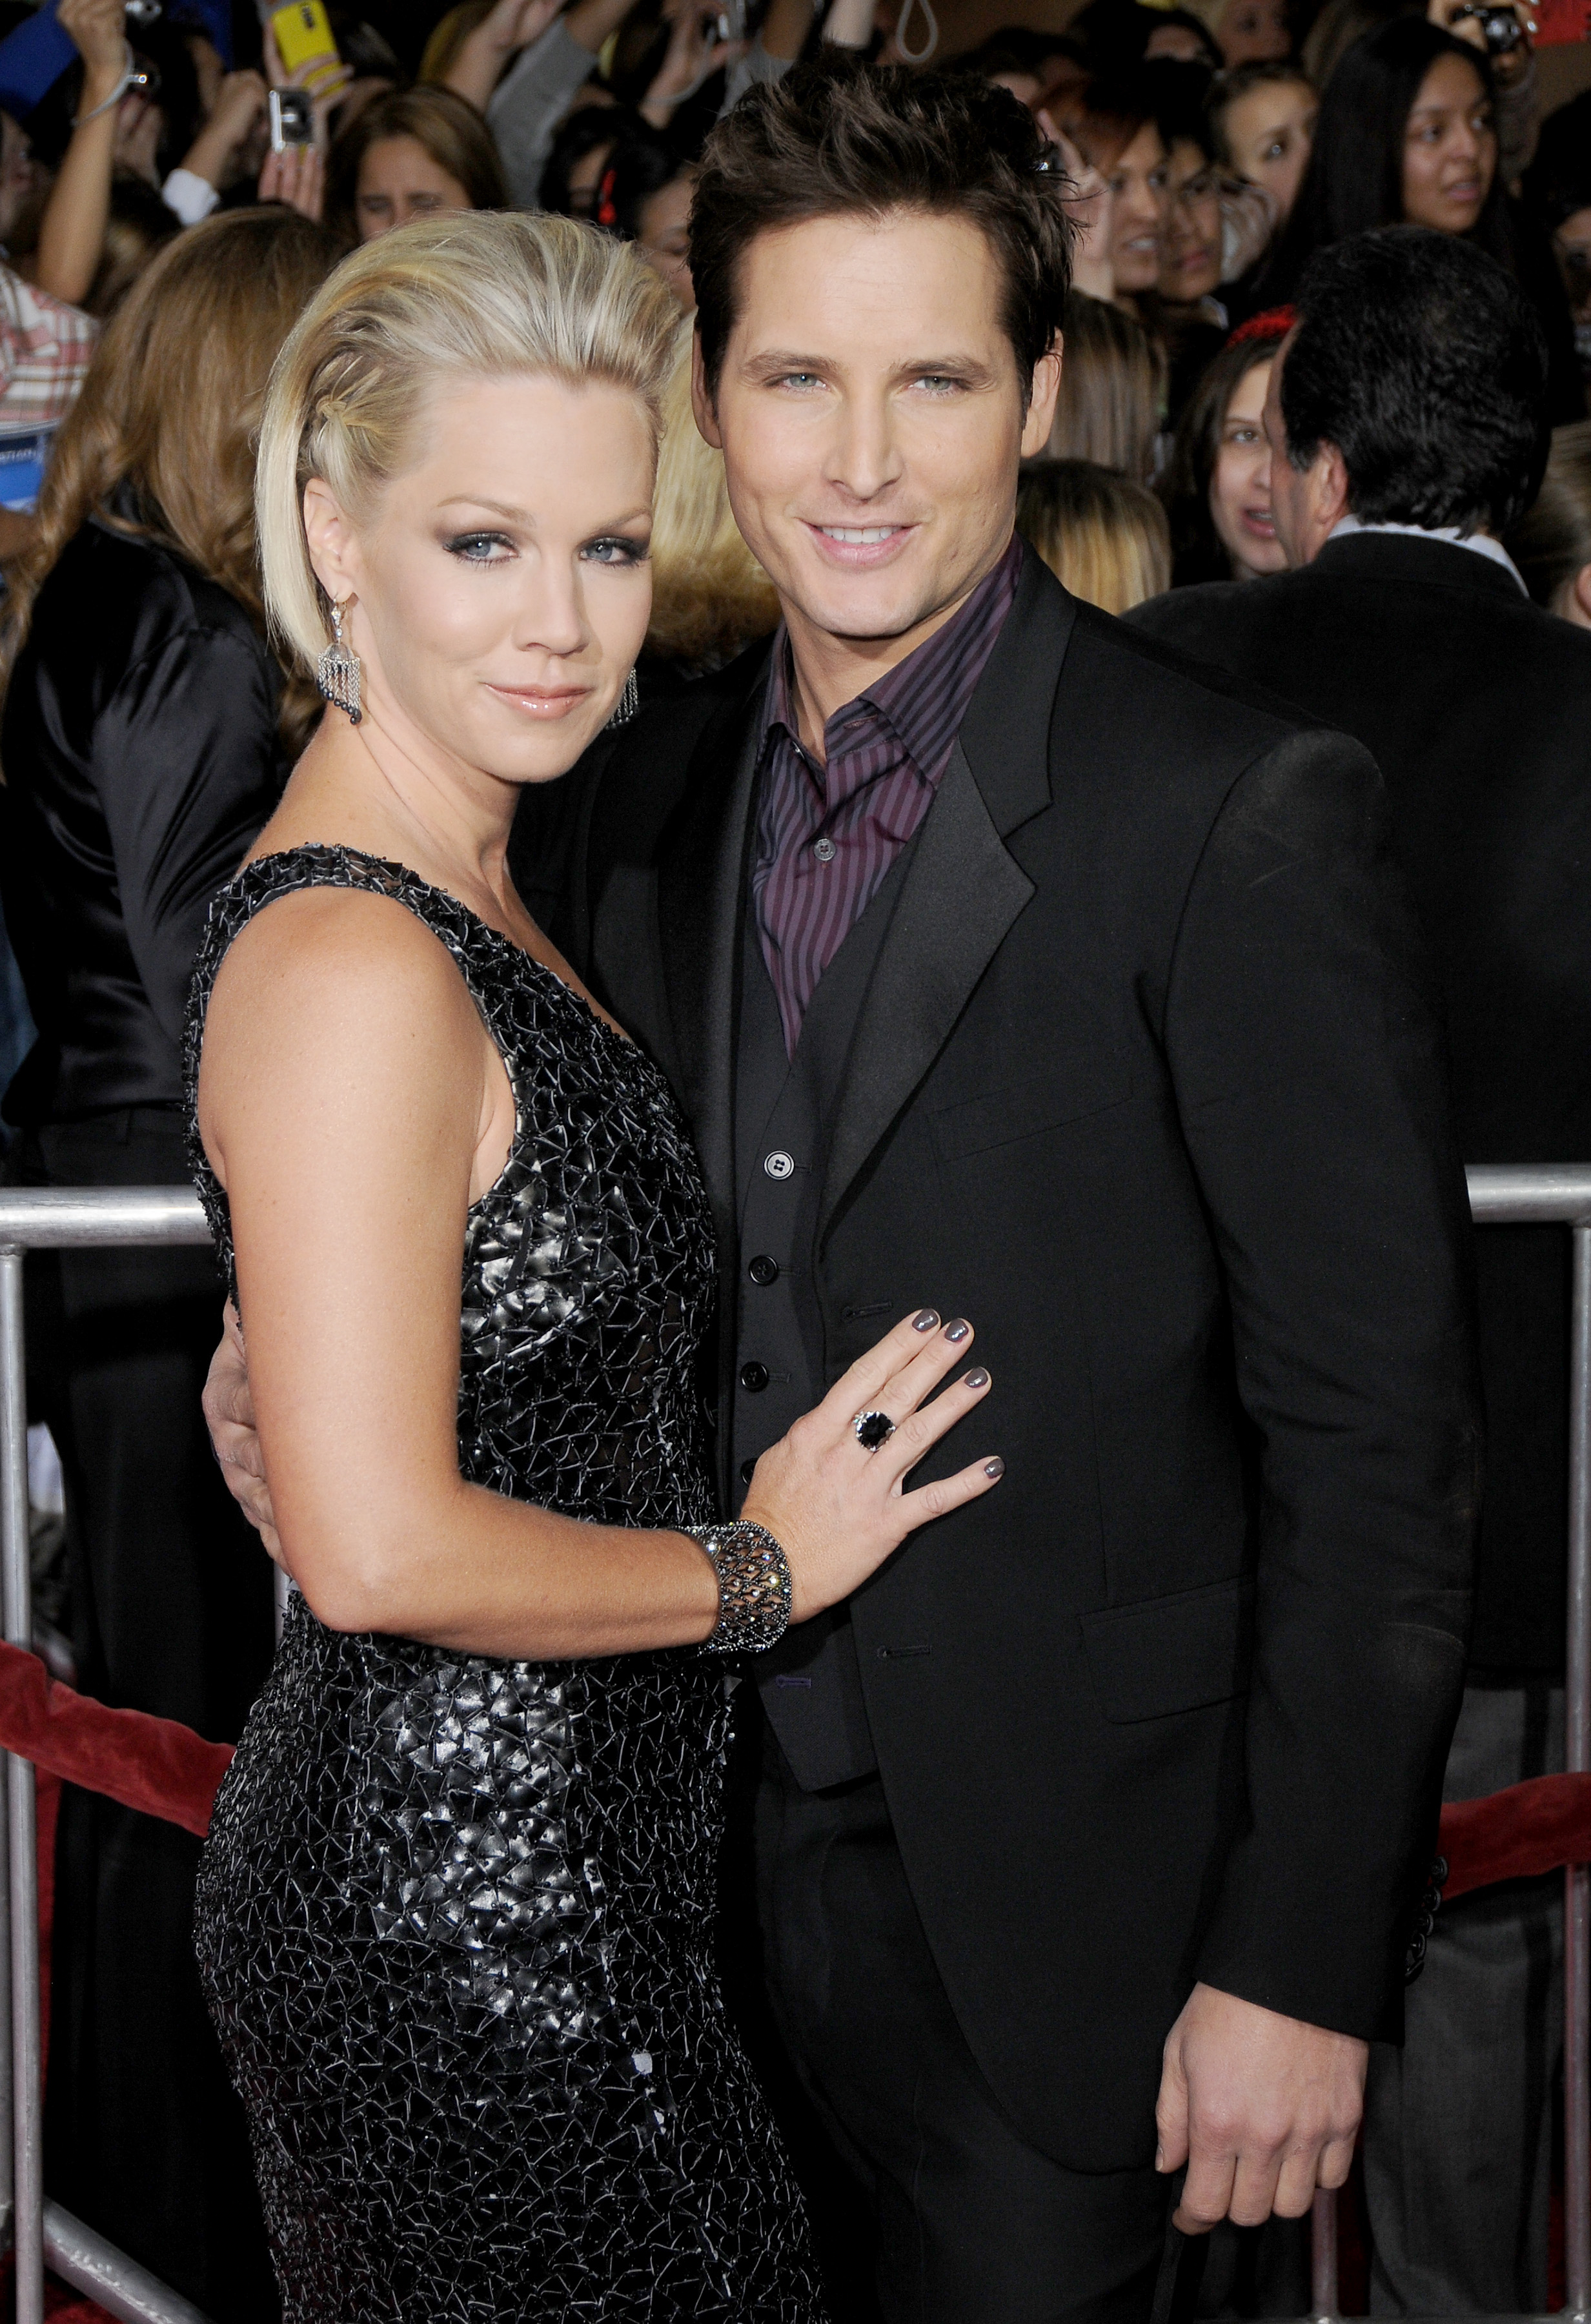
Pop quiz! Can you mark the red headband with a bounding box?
[1226,303,1297,348]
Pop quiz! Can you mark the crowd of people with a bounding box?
[0,0,1584,2320]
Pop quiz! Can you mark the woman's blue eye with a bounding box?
[583,537,649,565]
[447,533,512,562]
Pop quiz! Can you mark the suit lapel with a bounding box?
[657,691,764,1234]
[818,744,1035,1239]
[817,547,1077,1242]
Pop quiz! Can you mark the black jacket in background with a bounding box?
[1130,530,1591,1672]
[523,547,1481,2169]
[0,518,287,1126]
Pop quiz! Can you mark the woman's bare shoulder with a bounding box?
[213,881,473,1012]
[201,882,487,1110]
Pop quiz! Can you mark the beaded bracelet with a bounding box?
[684,1519,793,1655]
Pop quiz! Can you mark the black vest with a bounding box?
[731,846,913,1789]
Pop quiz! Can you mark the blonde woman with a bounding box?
[185,210,1000,2318]
[1016,456,1172,613]
[0,205,339,2317]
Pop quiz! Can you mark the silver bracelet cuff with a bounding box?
[684,1519,793,1655]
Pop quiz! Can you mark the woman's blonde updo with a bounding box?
[256,209,683,674]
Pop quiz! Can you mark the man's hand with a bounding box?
[1155,1983,1366,2232]
[203,1305,287,1568]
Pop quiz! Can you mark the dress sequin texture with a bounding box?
[183,848,826,2322]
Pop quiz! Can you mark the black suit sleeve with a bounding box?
[1165,726,1480,2041]
[92,623,283,1049]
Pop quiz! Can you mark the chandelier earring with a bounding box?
[606,667,640,729]
[316,597,363,726]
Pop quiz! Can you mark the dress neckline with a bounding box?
[236,842,634,1053]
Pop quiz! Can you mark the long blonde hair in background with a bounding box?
[0,207,341,751]
[647,317,779,669]
[256,210,682,678]
[1017,458,1171,615]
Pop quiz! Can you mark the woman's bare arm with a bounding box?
[199,888,720,1656]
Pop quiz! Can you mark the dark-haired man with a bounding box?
[554,79,1478,2319]
[207,62,1480,2323]
[1132,223,1591,2316]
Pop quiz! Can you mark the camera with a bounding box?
[268,87,314,148]
[1448,1,1530,55]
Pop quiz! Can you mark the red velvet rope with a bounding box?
[0,1640,231,1839]
[0,1638,1583,1902]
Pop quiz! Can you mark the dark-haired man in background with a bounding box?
[1132,225,1591,2316]
[207,65,1481,2323]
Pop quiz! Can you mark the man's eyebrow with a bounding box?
[740,351,840,372]
[738,350,996,378]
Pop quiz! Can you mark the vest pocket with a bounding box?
[1079,1573,1254,1723]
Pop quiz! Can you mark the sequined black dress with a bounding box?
[183,846,825,2323]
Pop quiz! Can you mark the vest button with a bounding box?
[739,1361,770,1392]
[747,1254,779,1286]
[740,1458,757,1485]
[764,1151,795,1180]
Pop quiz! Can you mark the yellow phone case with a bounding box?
[269,1,341,93]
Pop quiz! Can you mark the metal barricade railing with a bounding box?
[1,1170,1590,2323]
[0,1187,213,2324]
[1307,1163,1591,2324]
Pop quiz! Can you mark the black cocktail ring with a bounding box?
[852,1409,897,1452]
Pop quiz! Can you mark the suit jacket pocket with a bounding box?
[1079,1573,1254,1723]
[930,1064,1133,1162]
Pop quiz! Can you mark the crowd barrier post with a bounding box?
[0,1188,214,2324]
[1308,1165,1591,2323]
[2,1174,1591,2323]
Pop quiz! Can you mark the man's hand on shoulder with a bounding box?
[1155,1983,1366,2232]
[203,1302,287,1569]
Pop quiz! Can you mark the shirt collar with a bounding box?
[760,535,1023,781]
[1328,514,1527,595]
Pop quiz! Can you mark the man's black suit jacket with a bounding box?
[1131,531,1591,1675]
[529,545,1480,2173]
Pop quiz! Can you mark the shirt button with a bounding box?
[740,1457,757,1485]
[764,1151,795,1180]
[747,1254,780,1287]
[813,837,836,862]
[740,1361,770,1392]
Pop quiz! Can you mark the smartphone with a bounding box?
[269,86,313,148]
[265,1,341,96]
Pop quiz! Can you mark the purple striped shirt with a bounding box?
[751,538,1022,1057]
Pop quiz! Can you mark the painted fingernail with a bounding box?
[984,1456,1004,1480]
[913,1308,940,1331]
[944,1318,970,1343]
[964,1368,989,1390]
